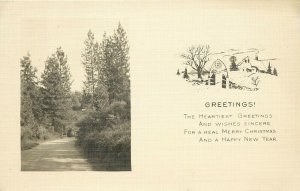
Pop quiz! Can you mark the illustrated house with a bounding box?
[237,56,267,73]
[251,66,259,72]
[207,59,229,88]
[238,56,252,72]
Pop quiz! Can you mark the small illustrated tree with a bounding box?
[210,73,215,85]
[177,69,180,75]
[183,68,189,79]
[267,62,272,74]
[229,56,238,71]
[273,67,278,76]
[252,76,260,87]
[181,45,210,80]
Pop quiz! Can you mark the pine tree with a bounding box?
[273,67,278,76]
[113,23,130,77]
[80,23,130,111]
[229,56,238,71]
[71,91,82,110]
[82,30,98,109]
[41,48,72,133]
[99,34,116,103]
[56,47,72,123]
[183,68,189,79]
[41,54,61,131]
[94,82,109,111]
[112,23,130,102]
[267,62,272,74]
[97,32,112,91]
[21,87,35,127]
[97,32,108,83]
[177,69,180,75]
[20,53,39,126]
[100,23,130,103]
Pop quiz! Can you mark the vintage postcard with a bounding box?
[0,0,299,190]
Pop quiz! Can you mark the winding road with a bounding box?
[21,137,102,171]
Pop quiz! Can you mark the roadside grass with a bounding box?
[21,139,39,150]
[21,126,60,151]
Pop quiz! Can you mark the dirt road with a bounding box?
[21,137,98,171]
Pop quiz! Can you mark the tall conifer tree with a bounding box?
[82,30,98,109]
[41,48,71,132]
[100,23,130,103]
[20,53,42,126]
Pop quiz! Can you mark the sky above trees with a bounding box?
[19,19,128,91]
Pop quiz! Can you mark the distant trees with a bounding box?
[177,69,180,75]
[71,91,83,111]
[229,56,238,71]
[266,62,278,76]
[181,45,210,80]
[183,68,189,79]
[273,67,278,76]
[267,62,272,74]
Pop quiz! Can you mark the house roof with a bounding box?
[204,49,276,73]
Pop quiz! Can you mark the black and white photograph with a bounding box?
[20,21,131,171]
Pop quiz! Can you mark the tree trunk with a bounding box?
[197,67,202,80]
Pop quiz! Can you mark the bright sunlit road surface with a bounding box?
[21,137,97,171]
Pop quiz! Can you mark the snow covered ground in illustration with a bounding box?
[176,70,279,93]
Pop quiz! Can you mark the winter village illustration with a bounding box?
[177,46,278,91]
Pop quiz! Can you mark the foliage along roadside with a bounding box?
[76,23,131,170]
